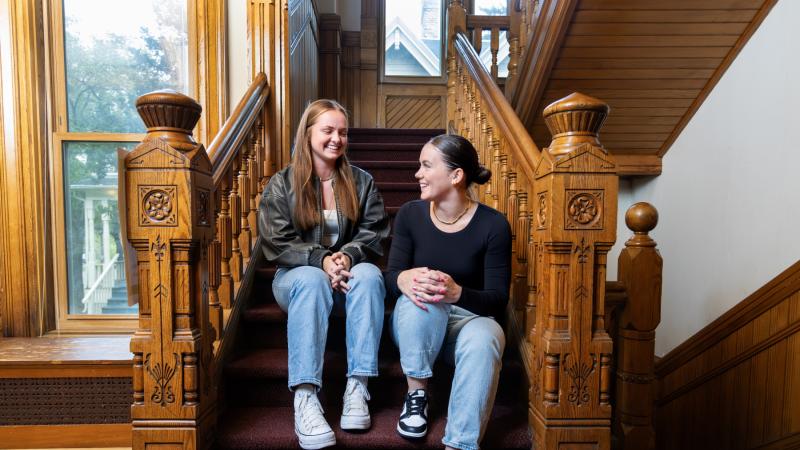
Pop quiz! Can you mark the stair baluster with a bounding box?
[615,202,662,450]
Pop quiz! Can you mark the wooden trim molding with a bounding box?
[656,260,800,376]
[655,260,800,449]
[614,154,662,177]
[191,0,229,146]
[656,0,778,157]
[0,423,132,448]
[508,0,578,131]
[0,0,50,337]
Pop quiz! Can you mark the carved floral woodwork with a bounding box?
[449,2,621,445]
[125,91,216,449]
[528,92,616,450]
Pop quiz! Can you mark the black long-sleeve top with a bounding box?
[384,200,512,318]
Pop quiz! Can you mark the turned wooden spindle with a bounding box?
[615,202,662,450]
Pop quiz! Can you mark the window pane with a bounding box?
[474,0,507,15]
[385,0,443,77]
[64,141,137,315]
[63,0,189,133]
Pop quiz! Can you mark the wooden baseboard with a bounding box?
[0,424,131,448]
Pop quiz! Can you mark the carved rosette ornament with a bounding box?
[140,186,177,226]
[537,192,547,229]
[565,190,603,230]
[125,90,215,448]
[531,92,616,450]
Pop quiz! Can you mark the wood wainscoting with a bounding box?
[377,84,447,129]
[655,260,800,450]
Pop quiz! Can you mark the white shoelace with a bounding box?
[342,379,370,415]
[297,393,329,432]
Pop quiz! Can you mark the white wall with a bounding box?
[629,0,800,356]
[607,179,636,281]
[227,0,249,105]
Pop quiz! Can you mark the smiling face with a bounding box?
[416,143,462,201]
[308,109,348,167]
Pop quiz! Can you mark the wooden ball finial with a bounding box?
[625,202,658,234]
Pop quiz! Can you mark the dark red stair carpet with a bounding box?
[215,128,531,449]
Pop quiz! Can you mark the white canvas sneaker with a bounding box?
[340,377,371,430]
[294,388,336,449]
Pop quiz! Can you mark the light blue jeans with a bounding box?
[390,295,505,450]
[272,263,385,390]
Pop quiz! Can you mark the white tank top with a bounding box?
[321,209,339,247]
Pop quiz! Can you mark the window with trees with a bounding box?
[51,0,189,326]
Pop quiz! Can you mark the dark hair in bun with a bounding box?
[427,134,492,186]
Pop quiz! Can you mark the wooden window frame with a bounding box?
[45,0,226,333]
[379,0,448,85]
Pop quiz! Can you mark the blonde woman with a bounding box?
[259,99,390,449]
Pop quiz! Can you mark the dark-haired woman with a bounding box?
[259,99,390,450]
[385,134,511,450]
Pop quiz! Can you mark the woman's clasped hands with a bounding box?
[323,252,352,293]
[397,267,462,311]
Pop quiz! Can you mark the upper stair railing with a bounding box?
[448,2,662,449]
[465,14,511,83]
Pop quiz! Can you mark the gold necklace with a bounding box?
[431,200,472,225]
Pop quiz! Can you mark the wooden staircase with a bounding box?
[215,128,532,449]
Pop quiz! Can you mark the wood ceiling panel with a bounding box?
[564,35,740,47]
[540,98,695,108]
[548,79,708,89]
[555,58,724,70]
[573,10,758,23]
[560,47,732,58]
[569,23,750,36]
[511,0,777,174]
[543,89,702,100]
[551,69,716,79]
[601,141,663,150]
[598,133,671,142]
[578,0,764,10]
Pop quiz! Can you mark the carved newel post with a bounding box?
[530,93,617,450]
[615,202,662,450]
[126,91,215,449]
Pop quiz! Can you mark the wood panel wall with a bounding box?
[318,13,341,101]
[341,31,362,125]
[378,84,447,129]
[328,0,446,129]
[288,0,319,136]
[655,260,800,450]
[0,0,50,337]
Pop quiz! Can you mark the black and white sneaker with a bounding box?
[397,389,428,439]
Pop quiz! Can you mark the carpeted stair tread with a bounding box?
[243,301,286,323]
[226,347,409,381]
[216,402,529,450]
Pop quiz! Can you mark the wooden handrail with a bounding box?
[466,14,510,30]
[453,29,541,172]
[208,72,269,184]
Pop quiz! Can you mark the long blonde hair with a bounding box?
[291,99,359,230]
